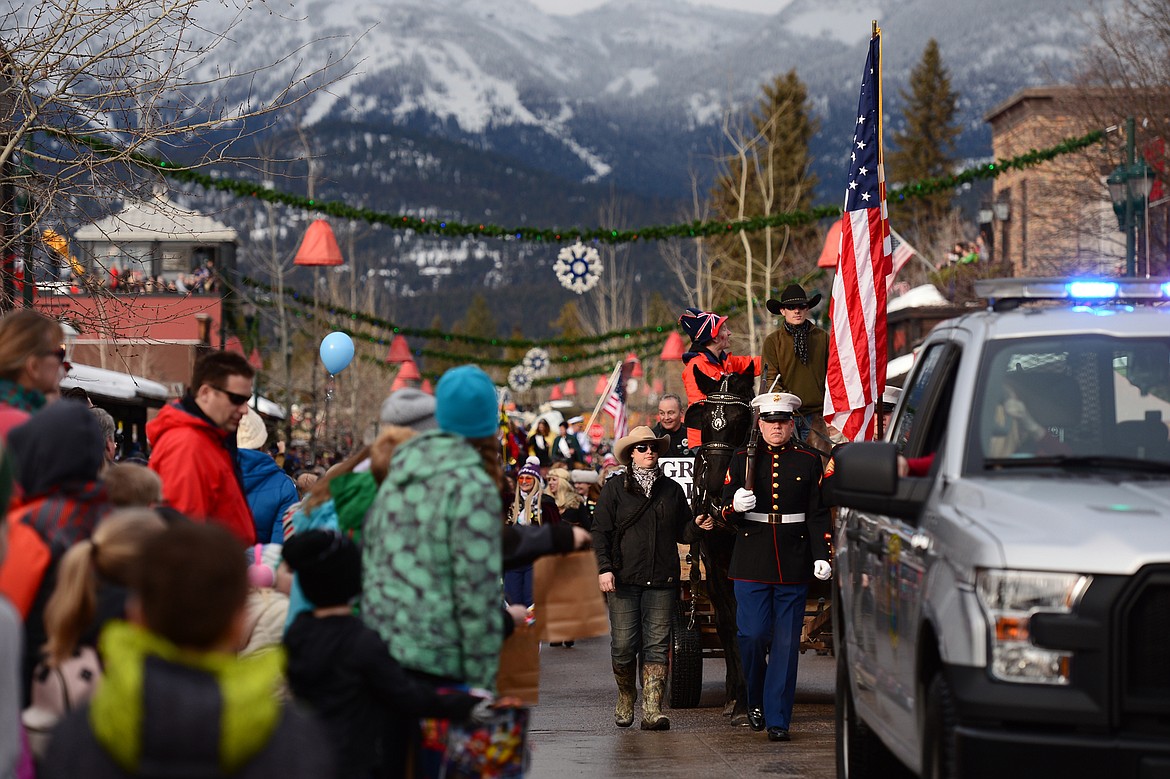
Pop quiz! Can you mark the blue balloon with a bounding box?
[319,332,354,374]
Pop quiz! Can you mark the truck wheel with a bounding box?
[667,601,702,709]
[923,671,959,779]
[835,639,910,779]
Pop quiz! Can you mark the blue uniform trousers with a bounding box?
[734,579,809,730]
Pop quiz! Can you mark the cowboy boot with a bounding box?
[613,662,637,728]
[640,663,671,731]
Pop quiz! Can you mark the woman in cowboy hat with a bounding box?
[678,308,760,448]
[761,283,830,449]
[592,426,713,731]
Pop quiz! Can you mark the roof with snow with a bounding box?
[74,193,238,244]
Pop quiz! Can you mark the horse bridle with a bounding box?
[701,391,750,455]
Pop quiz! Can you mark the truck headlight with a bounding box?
[975,569,1091,685]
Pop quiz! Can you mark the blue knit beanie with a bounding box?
[435,365,499,439]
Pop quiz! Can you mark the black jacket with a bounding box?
[651,423,689,457]
[720,440,830,584]
[284,613,479,777]
[592,470,696,587]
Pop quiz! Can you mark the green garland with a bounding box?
[238,276,752,349]
[259,292,664,368]
[890,129,1105,200]
[49,127,1105,244]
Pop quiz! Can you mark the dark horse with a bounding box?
[684,365,757,723]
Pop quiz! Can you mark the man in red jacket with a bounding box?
[147,351,256,544]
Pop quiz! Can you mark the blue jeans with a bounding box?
[794,412,814,442]
[504,565,533,607]
[606,585,675,666]
[734,579,808,730]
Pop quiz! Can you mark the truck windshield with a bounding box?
[972,336,1170,469]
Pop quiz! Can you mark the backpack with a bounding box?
[0,518,51,618]
[22,646,103,759]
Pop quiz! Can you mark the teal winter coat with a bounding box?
[361,430,503,691]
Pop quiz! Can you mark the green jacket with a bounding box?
[361,430,503,691]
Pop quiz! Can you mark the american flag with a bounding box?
[601,362,629,440]
[889,228,917,289]
[824,31,891,442]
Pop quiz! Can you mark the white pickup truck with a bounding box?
[831,278,1170,779]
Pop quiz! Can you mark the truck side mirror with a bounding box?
[833,442,928,523]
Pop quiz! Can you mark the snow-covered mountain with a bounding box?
[192,0,1105,198]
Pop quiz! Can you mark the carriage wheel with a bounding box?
[667,600,703,708]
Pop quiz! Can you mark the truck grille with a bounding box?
[1121,575,1170,726]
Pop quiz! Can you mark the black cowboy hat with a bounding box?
[766,283,823,315]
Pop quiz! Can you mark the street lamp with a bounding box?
[1106,117,1155,277]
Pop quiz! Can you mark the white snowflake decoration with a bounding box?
[553,241,602,294]
[508,365,535,392]
[522,347,551,377]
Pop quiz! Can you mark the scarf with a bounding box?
[0,378,45,414]
[784,320,811,365]
[510,487,542,525]
[631,465,660,497]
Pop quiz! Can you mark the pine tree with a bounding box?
[456,293,502,380]
[888,39,961,250]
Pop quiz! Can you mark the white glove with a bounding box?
[813,560,832,581]
[732,488,756,513]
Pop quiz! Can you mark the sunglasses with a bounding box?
[42,347,67,362]
[633,443,657,453]
[210,385,252,406]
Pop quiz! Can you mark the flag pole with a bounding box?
[585,361,623,436]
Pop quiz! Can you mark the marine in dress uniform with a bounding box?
[720,391,832,742]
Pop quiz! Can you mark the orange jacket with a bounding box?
[681,350,761,448]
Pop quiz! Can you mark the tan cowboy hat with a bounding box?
[615,425,670,465]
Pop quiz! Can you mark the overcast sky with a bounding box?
[528,0,785,14]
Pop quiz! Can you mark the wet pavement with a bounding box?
[527,636,836,778]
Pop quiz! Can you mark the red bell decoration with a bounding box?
[420,378,434,395]
[390,374,409,392]
[660,331,685,361]
[385,335,412,363]
[397,359,421,382]
[625,352,643,378]
[594,374,609,395]
[224,336,245,355]
[653,378,664,394]
[563,379,577,395]
[294,220,344,267]
[549,384,563,400]
[247,348,263,371]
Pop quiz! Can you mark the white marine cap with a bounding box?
[751,391,802,421]
[881,385,903,409]
[567,415,584,425]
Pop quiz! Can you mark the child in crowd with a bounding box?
[282,529,488,779]
[102,463,163,508]
[240,544,289,656]
[43,522,329,778]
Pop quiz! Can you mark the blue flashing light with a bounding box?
[1162,283,1170,298]
[1067,281,1119,299]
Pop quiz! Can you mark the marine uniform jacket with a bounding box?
[720,440,830,584]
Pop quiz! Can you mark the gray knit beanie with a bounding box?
[379,387,437,431]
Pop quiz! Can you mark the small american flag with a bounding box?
[889,229,917,288]
[824,30,891,443]
[601,363,629,440]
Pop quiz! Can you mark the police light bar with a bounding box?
[975,277,1170,305]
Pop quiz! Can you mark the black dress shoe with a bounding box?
[747,708,765,732]
[563,640,575,647]
[767,727,790,742]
